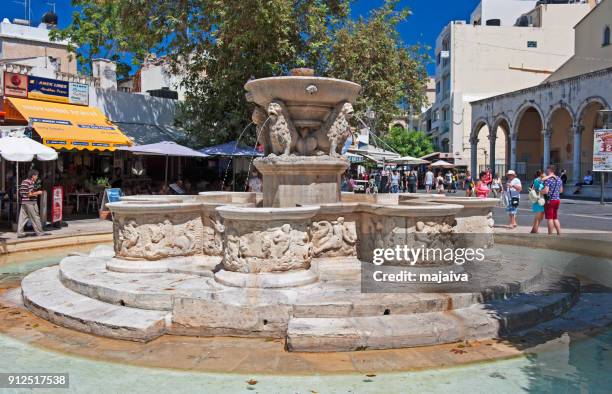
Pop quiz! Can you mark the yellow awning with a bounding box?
[6,97,133,151]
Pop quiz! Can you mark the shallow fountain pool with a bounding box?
[0,327,610,393]
[1,247,611,393]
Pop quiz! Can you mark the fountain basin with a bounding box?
[245,76,361,127]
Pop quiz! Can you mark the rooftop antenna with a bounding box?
[12,0,31,22]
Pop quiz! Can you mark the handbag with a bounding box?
[528,187,539,204]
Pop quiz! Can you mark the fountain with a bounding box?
[18,70,582,352]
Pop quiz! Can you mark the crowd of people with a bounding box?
[340,164,569,236]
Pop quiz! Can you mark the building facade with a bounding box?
[0,17,76,75]
[470,0,612,195]
[431,0,595,167]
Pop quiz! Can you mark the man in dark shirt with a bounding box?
[17,169,46,238]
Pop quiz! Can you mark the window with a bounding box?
[604,26,610,47]
[527,41,537,48]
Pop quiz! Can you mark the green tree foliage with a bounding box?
[53,0,427,146]
[326,0,429,133]
[384,126,434,158]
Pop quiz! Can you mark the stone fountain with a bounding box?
[19,70,581,352]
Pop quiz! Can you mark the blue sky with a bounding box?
[3,0,480,75]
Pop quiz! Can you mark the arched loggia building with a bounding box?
[471,68,611,191]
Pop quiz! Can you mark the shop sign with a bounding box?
[593,129,612,172]
[68,82,89,106]
[3,72,28,98]
[52,186,64,223]
[27,76,89,106]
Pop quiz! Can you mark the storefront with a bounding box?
[1,72,132,219]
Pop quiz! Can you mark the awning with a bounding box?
[114,122,189,145]
[6,97,132,151]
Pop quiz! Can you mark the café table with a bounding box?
[67,192,98,214]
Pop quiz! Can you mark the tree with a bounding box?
[325,0,429,133]
[51,0,427,146]
[384,126,434,158]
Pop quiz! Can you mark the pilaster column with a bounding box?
[470,136,479,176]
[488,131,496,173]
[572,125,583,184]
[510,133,517,171]
[542,128,552,170]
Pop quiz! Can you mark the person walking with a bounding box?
[436,172,445,194]
[474,171,490,198]
[407,170,418,193]
[505,170,522,229]
[17,169,48,238]
[464,171,474,197]
[483,168,493,188]
[490,175,502,198]
[390,171,400,194]
[424,168,434,194]
[444,170,453,193]
[542,165,563,235]
[529,170,546,233]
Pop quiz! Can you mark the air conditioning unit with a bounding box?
[441,51,450,59]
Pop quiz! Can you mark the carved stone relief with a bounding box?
[311,216,357,257]
[223,221,312,273]
[113,214,204,260]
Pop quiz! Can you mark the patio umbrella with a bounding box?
[199,141,262,191]
[388,155,430,165]
[0,130,58,208]
[199,141,263,157]
[118,141,209,185]
[430,159,455,169]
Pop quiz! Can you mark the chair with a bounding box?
[86,195,99,214]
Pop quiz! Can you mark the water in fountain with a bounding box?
[220,121,254,191]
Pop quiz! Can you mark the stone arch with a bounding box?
[513,101,546,134]
[491,114,512,173]
[576,96,610,123]
[514,103,545,179]
[547,103,575,175]
[471,117,490,141]
[546,101,576,128]
[576,96,610,183]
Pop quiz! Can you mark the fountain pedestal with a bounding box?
[255,156,348,207]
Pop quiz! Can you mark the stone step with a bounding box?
[58,256,213,311]
[22,266,169,342]
[286,290,578,352]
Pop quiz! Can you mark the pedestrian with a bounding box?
[247,170,262,192]
[17,169,48,238]
[474,171,490,198]
[529,170,546,233]
[424,167,434,194]
[560,169,568,186]
[483,168,493,188]
[464,170,474,197]
[436,172,445,194]
[390,170,400,193]
[542,165,563,235]
[407,170,418,193]
[505,170,522,229]
[490,175,502,198]
[451,170,458,193]
[444,170,453,193]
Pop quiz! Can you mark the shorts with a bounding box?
[544,199,560,220]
